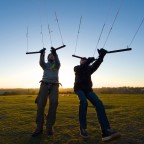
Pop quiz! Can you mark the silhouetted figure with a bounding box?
[73,48,121,142]
[32,48,60,137]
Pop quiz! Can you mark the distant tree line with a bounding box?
[93,87,144,94]
[0,88,39,96]
[0,87,144,96]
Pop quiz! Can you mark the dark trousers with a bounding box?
[76,90,110,130]
[36,83,59,129]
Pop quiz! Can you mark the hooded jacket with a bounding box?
[74,57,103,92]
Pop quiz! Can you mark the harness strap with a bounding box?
[39,80,62,87]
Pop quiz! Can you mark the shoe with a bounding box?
[102,129,121,142]
[32,129,43,137]
[80,128,88,138]
[46,127,54,135]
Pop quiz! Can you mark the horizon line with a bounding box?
[0,86,144,89]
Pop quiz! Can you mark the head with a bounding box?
[80,57,87,65]
[47,53,55,62]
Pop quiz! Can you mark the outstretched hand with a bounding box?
[97,48,107,58]
[40,48,46,54]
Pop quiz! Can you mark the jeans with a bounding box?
[76,90,110,130]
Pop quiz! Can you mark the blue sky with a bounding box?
[0,0,144,88]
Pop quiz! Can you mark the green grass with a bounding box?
[0,94,144,144]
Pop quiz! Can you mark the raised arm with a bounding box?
[39,49,46,69]
[51,48,61,69]
[90,48,107,74]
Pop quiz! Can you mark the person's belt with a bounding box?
[40,80,62,86]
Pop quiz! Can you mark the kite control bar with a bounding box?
[26,45,66,54]
[26,48,46,54]
[72,55,84,59]
[51,45,66,51]
[107,48,132,54]
[72,48,132,59]
[72,55,97,61]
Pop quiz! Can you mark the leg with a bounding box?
[76,90,88,129]
[86,91,121,141]
[36,84,49,129]
[46,84,59,129]
[32,84,50,137]
[76,90,89,138]
[86,91,110,130]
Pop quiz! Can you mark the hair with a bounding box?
[48,53,52,59]
[81,57,87,60]
[47,53,54,62]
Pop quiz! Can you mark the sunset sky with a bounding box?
[0,0,144,88]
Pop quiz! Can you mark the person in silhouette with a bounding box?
[32,47,60,137]
[73,48,121,142]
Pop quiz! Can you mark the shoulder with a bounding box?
[74,65,80,69]
[74,65,79,68]
[74,65,81,72]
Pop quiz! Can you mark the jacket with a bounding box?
[39,53,60,83]
[74,57,103,92]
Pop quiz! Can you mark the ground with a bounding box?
[0,94,144,144]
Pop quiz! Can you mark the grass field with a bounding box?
[0,94,144,144]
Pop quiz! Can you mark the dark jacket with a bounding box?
[74,57,103,92]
